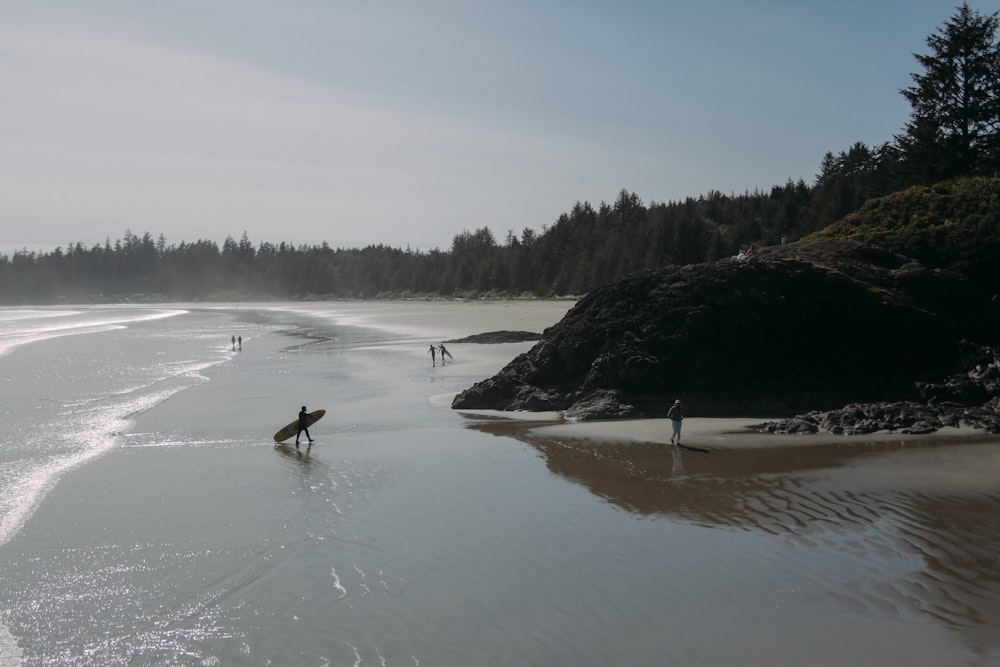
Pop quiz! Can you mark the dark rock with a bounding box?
[758,392,998,435]
[452,240,1000,426]
[514,386,562,411]
[761,417,817,434]
[446,331,542,344]
[564,389,637,421]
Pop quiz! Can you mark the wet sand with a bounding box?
[2,300,999,665]
[459,413,1000,665]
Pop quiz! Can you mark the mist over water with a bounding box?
[0,303,998,666]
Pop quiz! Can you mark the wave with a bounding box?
[0,368,221,550]
[0,307,187,358]
[0,623,22,667]
[0,307,229,551]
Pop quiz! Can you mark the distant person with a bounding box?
[231,335,236,350]
[428,344,437,366]
[439,343,452,365]
[668,399,684,445]
[781,234,788,245]
[296,405,314,447]
[238,335,242,350]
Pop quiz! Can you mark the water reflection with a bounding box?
[273,442,316,471]
[671,442,684,475]
[470,421,870,524]
[468,420,996,525]
[466,418,1000,653]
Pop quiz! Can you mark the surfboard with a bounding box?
[273,409,326,443]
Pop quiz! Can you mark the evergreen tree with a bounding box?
[897,3,1000,182]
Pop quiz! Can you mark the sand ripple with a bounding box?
[469,420,1000,653]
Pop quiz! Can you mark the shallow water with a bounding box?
[0,303,998,666]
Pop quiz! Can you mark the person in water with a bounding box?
[296,405,314,447]
[439,343,451,365]
[428,344,437,366]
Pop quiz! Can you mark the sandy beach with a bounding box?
[1,300,998,666]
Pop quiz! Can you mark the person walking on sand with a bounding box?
[439,343,452,365]
[238,335,242,350]
[296,405,314,447]
[428,344,437,366]
[668,399,684,445]
[231,335,236,350]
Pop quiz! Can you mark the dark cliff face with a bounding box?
[452,240,1000,419]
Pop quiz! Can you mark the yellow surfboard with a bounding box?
[273,409,326,443]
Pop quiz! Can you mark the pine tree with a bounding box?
[897,3,1000,182]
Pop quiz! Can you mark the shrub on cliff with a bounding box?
[810,176,1000,292]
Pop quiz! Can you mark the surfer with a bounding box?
[428,344,437,366]
[296,405,314,447]
[439,343,452,365]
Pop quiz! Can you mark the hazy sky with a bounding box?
[0,0,981,255]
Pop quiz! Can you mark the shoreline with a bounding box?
[453,409,997,450]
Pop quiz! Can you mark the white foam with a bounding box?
[0,316,228,549]
[329,566,348,599]
[0,308,186,358]
[0,308,81,322]
[0,623,23,667]
[0,410,129,547]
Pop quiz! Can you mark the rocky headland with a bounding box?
[452,240,1000,433]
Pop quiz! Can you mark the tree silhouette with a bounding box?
[897,3,1000,182]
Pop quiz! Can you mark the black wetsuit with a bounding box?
[297,410,312,445]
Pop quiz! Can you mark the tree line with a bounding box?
[2,3,998,304]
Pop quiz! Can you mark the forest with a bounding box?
[2,4,999,304]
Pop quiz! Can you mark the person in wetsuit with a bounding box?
[296,405,314,447]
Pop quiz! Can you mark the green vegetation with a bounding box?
[2,4,999,304]
[810,177,1000,289]
[897,3,1000,183]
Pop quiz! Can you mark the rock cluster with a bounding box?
[452,240,1000,428]
[759,345,1000,434]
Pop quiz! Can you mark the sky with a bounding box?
[1,0,989,256]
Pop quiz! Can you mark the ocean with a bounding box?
[0,302,998,666]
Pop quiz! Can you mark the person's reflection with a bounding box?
[671,442,684,475]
